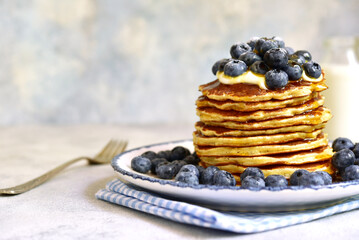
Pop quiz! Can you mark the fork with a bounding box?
[0,139,127,195]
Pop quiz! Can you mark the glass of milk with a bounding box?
[321,36,359,141]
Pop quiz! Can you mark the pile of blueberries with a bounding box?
[131,146,236,186]
[211,36,322,90]
[331,137,359,180]
[130,137,359,190]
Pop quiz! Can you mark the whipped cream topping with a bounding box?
[217,71,268,90]
[217,70,323,90]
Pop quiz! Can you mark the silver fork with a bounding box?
[0,139,128,195]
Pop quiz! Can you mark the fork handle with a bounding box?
[0,156,90,195]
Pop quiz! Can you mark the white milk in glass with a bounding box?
[322,64,359,141]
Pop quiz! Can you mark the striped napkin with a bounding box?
[96,179,359,233]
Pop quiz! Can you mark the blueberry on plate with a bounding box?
[265,69,289,90]
[156,163,178,179]
[175,171,199,185]
[241,176,265,190]
[171,160,187,173]
[342,165,359,181]
[303,61,322,78]
[238,52,262,66]
[289,169,310,186]
[263,48,288,69]
[352,143,359,158]
[240,167,264,181]
[200,166,219,185]
[230,42,251,59]
[141,151,157,160]
[332,137,354,152]
[223,60,247,77]
[178,164,200,178]
[249,61,270,75]
[264,175,288,189]
[315,171,332,185]
[213,170,236,186]
[294,50,312,62]
[131,156,152,173]
[196,165,205,177]
[156,150,171,160]
[183,155,200,165]
[169,146,191,161]
[332,149,355,171]
[302,172,326,187]
[282,60,303,80]
[150,158,168,174]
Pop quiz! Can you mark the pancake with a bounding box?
[196,92,318,112]
[193,130,322,147]
[195,133,328,157]
[196,95,324,122]
[195,121,325,137]
[203,107,332,130]
[200,78,327,102]
[199,146,333,166]
[200,159,334,180]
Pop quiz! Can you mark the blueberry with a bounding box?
[200,166,219,185]
[302,172,325,186]
[332,137,354,152]
[289,54,305,65]
[141,151,157,160]
[332,149,355,171]
[216,58,231,72]
[284,47,295,55]
[259,40,279,56]
[290,169,310,186]
[183,155,200,165]
[264,175,288,189]
[342,165,359,181]
[157,150,171,160]
[171,160,187,173]
[213,170,236,186]
[131,156,152,173]
[156,163,178,179]
[352,143,359,158]
[178,164,200,178]
[150,158,168,174]
[170,146,191,161]
[238,52,262,66]
[265,69,289,90]
[294,50,312,62]
[223,60,247,77]
[263,48,288,69]
[272,36,285,48]
[254,38,266,52]
[282,60,303,80]
[175,171,199,185]
[211,60,221,75]
[240,167,264,181]
[196,165,205,177]
[314,171,332,185]
[303,61,322,78]
[241,176,265,190]
[250,61,270,75]
[247,37,260,50]
[230,42,251,59]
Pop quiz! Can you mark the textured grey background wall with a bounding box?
[0,0,358,125]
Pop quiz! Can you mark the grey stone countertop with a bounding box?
[1,124,359,239]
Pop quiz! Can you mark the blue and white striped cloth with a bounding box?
[96,179,359,233]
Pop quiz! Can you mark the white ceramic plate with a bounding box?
[112,139,359,212]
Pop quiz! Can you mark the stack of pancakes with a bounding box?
[193,77,334,183]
